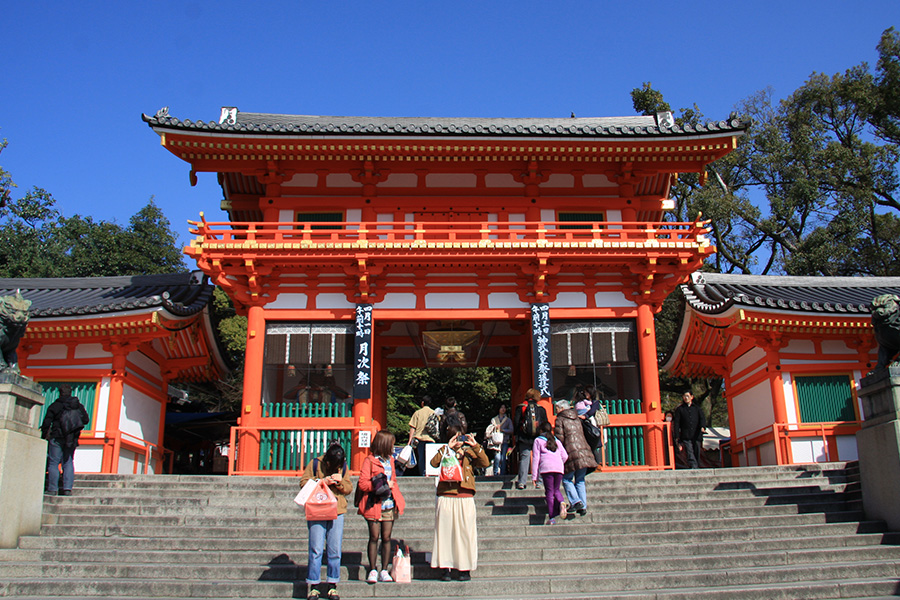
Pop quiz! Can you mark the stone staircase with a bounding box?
[1,462,899,599]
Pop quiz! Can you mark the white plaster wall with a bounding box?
[130,352,161,379]
[732,380,774,438]
[91,378,111,437]
[784,339,815,354]
[759,441,777,465]
[426,173,476,187]
[485,174,521,187]
[75,344,111,360]
[119,384,161,446]
[74,446,104,473]
[553,292,587,309]
[29,345,68,361]
[286,173,317,187]
[266,294,308,310]
[836,435,859,461]
[347,209,361,223]
[508,213,525,222]
[541,209,555,222]
[425,293,480,309]
[822,340,851,354]
[379,293,417,309]
[582,174,614,187]
[733,346,765,378]
[382,173,417,187]
[791,439,828,463]
[488,293,528,309]
[594,291,635,308]
[279,209,293,222]
[117,450,137,475]
[782,373,798,425]
[606,209,622,222]
[326,173,361,187]
[543,174,574,187]
[314,294,355,309]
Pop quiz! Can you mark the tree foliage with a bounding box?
[0,143,186,278]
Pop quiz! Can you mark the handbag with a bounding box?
[594,403,610,426]
[304,479,338,521]
[392,544,412,583]
[582,417,603,449]
[371,472,392,499]
[293,478,320,508]
[438,447,463,482]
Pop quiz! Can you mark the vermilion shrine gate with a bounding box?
[144,108,748,473]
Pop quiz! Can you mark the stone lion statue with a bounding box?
[871,294,900,371]
[0,291,32,374]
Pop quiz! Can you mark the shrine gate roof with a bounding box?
[682,272,900,316]
[143,108,749,139]
[0,272,214,318]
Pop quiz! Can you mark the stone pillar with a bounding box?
[0,375,46,548]
[856,366,900,531]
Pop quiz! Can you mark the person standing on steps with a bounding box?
[554,398,598,517]
[430,426,489,582]
[513,388,548,490]
[41,384,89,496]
[407,395,437,475]
[673,391,707,469]
[485,403,514,476]
[531,421,568,524]
[300,441,353,600]
[359,430,406,584]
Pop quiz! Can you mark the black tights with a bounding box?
[367,519,394,572]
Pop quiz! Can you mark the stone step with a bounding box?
[3,561,900,598]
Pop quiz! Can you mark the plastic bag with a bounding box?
[392,545,412,583]
[305,479,338,521]
[439,447,463,482]
[396,444,416,469]
[293,478,319,508]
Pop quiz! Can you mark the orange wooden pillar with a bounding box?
[237,305,266,472]
[636,302,664,467]
[763,338,789,464]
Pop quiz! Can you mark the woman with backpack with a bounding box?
[300,441,353,600]
[554,398,598,517]
[358,430,406,584]
[513,388,548,490]
[531,421,568,524]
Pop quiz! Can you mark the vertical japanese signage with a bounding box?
[530,303,553,398]
[354,304,373,399]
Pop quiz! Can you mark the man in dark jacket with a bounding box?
[41,385,89,495]
[512,388,548,490]
[672,391,706,469]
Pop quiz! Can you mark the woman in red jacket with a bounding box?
[358,430,406,584]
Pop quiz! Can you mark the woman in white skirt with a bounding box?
[429,424,489,581]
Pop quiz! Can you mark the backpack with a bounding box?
[423,411,440,438]
[58,405,85,437]
[520,402,540,438]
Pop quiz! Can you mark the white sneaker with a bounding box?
[366,569,378,584]
[379,569,393,582]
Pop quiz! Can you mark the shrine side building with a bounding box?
[663,273,900,467]
[144,108,748,473]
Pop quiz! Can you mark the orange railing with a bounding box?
[188,218,710,249]
[596,419,676,471]
[80,430,173,474]
[722,421,862,466]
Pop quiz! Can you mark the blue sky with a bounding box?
[2,2,898,247]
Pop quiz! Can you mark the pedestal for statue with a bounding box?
[856,366,900,532]
[0,375,46,548]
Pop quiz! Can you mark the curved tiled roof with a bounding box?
[142,107,749,139]
[682,272,900,315]
[0,272,213,318]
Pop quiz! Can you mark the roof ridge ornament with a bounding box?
[155,106,169,119]
[655,111,674,129]
[220,107,237,126]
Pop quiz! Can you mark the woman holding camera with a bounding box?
[358,430,406,584]
[429,425,489,582]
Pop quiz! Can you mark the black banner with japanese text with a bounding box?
[353,304,373,399]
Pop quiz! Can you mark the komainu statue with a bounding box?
[871,294,900,371]
[0,291,32,374]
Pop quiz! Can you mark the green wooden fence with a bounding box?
[37,382,98,430]
[599,399,645,466]
[258,429,353,471]
[261,401,352,419]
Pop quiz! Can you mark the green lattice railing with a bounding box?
[258,429,353,471]
[261,401,352,419]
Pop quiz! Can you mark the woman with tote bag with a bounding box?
[299,442,353,600]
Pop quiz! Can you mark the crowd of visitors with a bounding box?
[298,381,703,598]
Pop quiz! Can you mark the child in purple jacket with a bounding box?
[531,421,569,524]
